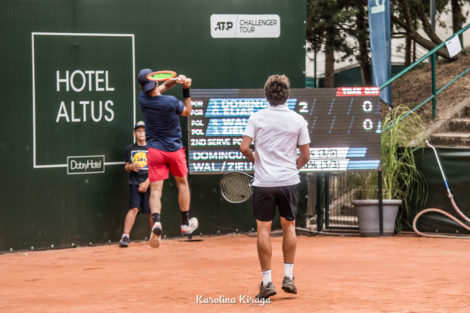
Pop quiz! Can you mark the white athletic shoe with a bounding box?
[181,217,198,236]
[149,222,162,248]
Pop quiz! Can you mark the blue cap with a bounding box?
[137,68,156,92]
[134,120,145,129]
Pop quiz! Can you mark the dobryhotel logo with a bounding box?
[67,155,105,175]
[210,14,280,38]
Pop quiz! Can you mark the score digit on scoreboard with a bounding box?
[188,87,381,174]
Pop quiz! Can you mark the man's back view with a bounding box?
[240,74,311,299]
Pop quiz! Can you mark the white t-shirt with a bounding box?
[244,104,310,187]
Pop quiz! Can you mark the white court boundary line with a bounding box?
[31,32,135,168]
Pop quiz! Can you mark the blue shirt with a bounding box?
[138,91,184,152]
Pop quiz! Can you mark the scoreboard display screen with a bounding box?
[187,87,381,174]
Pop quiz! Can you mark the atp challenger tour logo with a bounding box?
[211,14,280,38]
[32,32,135,171]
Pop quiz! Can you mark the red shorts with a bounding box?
[147,147,188,182]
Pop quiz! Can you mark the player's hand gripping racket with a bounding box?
[146,70,177,81]
[219,172,254,204]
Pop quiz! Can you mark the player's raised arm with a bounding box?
[158,74,185,93]
[180,77,192,117]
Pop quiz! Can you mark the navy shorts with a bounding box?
[129,184,150,214]
[252,184,299,222]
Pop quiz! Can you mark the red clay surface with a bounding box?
[1,234,469,313]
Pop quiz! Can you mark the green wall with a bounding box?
[0,0,306,251]
[406,148,470,234]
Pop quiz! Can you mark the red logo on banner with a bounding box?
[336,87,380,97]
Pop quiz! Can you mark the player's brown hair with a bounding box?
[264,74,290,106]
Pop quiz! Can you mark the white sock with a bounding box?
[262,269,272,286]
[284,263,294,279]
[122,234,129,239]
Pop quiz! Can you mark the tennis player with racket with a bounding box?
[137,68,198,248]
[240,74,310,299]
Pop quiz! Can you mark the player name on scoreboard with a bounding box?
[188,88,381,174]
[188,147,380,173]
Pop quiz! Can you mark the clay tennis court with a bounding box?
[1,234,469,313]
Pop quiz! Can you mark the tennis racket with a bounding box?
[219,172,254,204]
[146,70,177,81]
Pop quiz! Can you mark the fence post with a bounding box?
[324,174,330,229]
[316,174,324,231]
[313,50,317,88]
[378,170,384,235]
[432,53,437,119]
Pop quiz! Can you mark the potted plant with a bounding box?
[352,104,427,236]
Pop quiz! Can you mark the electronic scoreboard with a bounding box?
[187,87,381,174]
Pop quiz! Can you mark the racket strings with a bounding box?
[146,71,177,81]
[220,173,253,203]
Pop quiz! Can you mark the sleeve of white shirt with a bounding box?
[298,118,310,145]
[244,114,255,138]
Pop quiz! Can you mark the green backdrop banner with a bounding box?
[0,0,306,251]
[408,148,470,234]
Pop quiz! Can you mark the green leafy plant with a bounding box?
[354,104,428,231]
[381,104,426,198]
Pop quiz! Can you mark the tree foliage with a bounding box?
[391,0,454,59]
[306,0,469,85]
[307,0,372,86]
[306,0,355,55]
